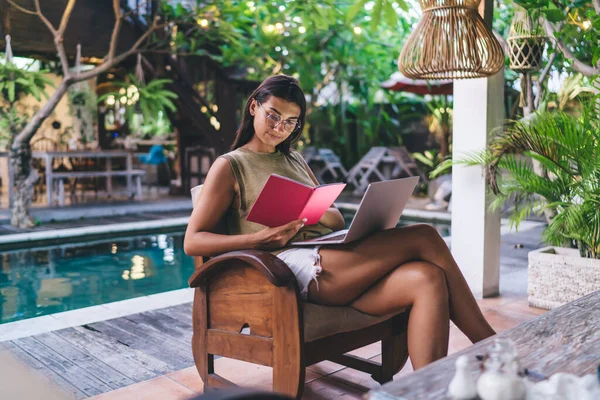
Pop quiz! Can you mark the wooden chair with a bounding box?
[30,135,59,202]
[345,147,389,196]
[300,147,348,183]
[387,147,429,184]
[188,185,411,399]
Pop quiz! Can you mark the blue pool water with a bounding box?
[0,217,450,325]
[0,232,194,325]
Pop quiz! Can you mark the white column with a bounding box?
[451,71,504,298]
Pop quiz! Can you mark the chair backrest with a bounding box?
[318,148,342,165]
[142,145,167,164]
[300,146,316,164]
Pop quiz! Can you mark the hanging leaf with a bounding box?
[7,81,15,103]
[370,0,383,31]
[541,9,565,23]
[347,0,369,22]
[383,0,398,27]
[394,0,409,12]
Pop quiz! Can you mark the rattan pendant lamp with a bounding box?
[398,0,505,80]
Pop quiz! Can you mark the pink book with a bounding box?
[246,174,346,227]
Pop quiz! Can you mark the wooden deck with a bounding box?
[2,226,545,399]
[4,302,195,398]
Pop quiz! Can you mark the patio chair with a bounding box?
[188,185,411,399]
[299,146,317,164]
[300,147,348,183]
[345,147,389,196]
[387,147,429,184]
[139,145,171,194]
[67,155,100,202]
[313,148,348,183]
[346,146,427,196]
[30,136,59,202]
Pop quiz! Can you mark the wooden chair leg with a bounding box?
[58,179,65,206]
[192,287,213,390]
[272,287,304,399]
[377,330,409,385]
[272,355,304,399]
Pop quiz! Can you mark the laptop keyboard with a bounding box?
[312,233,347,242]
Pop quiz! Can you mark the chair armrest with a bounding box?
[188,250,297,288]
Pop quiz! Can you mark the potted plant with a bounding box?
[98,75,177,140]
[446,88,600,309]
[68,83,98,148]
[506,8,547,73]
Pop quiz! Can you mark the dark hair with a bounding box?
[231,75,306,155]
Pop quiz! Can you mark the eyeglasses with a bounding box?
[258,103,300,134]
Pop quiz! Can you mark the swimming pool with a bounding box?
[0,217,450,325]
[0,232,194,325]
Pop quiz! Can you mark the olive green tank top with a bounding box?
[220,147,334,253]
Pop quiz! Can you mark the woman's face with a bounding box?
[249,96,301,150]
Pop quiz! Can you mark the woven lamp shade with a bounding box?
[398,0,505,80]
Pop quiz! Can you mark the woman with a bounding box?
[184,75,496,370]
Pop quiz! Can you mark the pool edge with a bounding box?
[0,217,190,251]
[0,287,194,342]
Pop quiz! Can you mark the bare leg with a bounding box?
[308,224,495,343]
[349,261,450,369]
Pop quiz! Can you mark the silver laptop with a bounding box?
[291,176,420,246]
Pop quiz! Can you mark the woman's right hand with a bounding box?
[252,218,307,250]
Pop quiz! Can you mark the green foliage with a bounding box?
[0,61,52,147]
[413,149,452,179]
[0,107,26,147]
[514,0,568,23]
[348,0,409,31]
[68,83,98,145]
[456,87,600,258]
[514,1,599,69]
[98,75,177,138]
[0,61,53,104]
[539,73,596,112]
[161,0,417,165]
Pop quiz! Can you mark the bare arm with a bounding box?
[184,157,304,257]
[296,152,346,231]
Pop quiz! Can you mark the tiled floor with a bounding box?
[88,294,546,400]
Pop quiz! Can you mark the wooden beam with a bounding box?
[207,330,273,367]
[329,354,382,376]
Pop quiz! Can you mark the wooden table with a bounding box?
[1,151,138,206]
[368,290,600,399]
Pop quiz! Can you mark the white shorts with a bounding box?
[276,246,322,300]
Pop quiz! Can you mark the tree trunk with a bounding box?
[10,79,72,228]
[10,80,69,228]
[10,142,38,228]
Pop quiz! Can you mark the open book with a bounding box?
[246,174,346,227]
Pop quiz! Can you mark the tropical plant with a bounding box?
[98,75,177,138]
[162,0,418,166]
[0,61,53,148]
[514,0,600,77]
[450,89,600,259]
[413,149,452,180]
[0,61,53,105]
[3,0,193,227]
[68,83,97,146]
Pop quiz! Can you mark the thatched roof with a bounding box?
[0,0,138,60]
